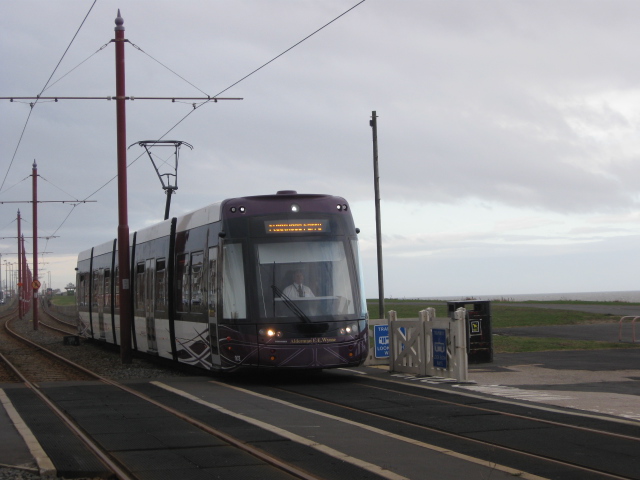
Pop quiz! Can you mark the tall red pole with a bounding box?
[22,235,28,314]
[17,210,22,319]
[32,161,39,330]
[115,10,132,363]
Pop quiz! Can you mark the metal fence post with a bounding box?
[388,310,397,372]
[453,307,469,382]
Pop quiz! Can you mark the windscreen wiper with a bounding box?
[271,285,312,323]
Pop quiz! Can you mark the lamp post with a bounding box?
[130,140,193,220]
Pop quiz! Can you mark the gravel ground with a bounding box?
[10,309,189,381]
[0,468,40,480]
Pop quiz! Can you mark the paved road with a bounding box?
[462,302,640,422]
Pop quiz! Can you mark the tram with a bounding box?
[76,191,368,371]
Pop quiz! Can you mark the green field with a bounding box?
[367,299,639,353]
[51,295,76,307]
[47,296,636,353]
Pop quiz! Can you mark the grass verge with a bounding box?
[493,336,638,353]
[50,295,76,307]
[368,300,639,353]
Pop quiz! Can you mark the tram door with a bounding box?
[145,258,158,353]
[207,246,220,366]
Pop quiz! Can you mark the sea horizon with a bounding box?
[410,290,640,303]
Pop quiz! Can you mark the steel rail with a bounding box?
[1,313,134,480]
[38,308,78,335]
[5,316,323,480]
[272,380,638,480]
[361,380,640,442]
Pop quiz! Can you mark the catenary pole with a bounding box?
[370,111,385,319]
[115,11,132,363]
[32,161,39,330]
[17,210,22,319]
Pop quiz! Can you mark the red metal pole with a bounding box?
[115,10,132,363]
[17,210,22,319]
[32,161,39,330]
[22,235,28,314]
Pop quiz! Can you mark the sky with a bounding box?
[1,0,640,300]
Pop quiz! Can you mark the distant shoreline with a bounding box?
[372,290,640,304]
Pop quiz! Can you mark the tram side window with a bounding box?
[190,252,204,314]
[79,273,89,306]
[176,254,189,313]
[350,238,367,315]
[208,247,218,319]
[135,262,145,313]
[92,270,100,307]
[155,259,166,312]
[104,269,111,307]
[222,243,246,320]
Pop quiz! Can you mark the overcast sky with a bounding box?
[1,0,640,300]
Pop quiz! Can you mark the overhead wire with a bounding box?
[0,0,98,194]
[128,42,210,97]
[5,1,368,261]
[1,1,98,266]
[42,42,111,94]
[81,0,367,202]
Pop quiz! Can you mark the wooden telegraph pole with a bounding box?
[370,111,385,319]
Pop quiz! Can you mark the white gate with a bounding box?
[389,307,468,381]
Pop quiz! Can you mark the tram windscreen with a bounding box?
[255,240,356,320]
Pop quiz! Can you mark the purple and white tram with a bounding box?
[76,191,368,371]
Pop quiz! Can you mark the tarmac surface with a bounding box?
[1,302,639,478]
[461,302,640,422]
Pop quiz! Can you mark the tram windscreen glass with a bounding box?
[255,240,356,320]
[265,219,329,234]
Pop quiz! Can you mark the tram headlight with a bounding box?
[340,324,359,335]
[259,328,282,338]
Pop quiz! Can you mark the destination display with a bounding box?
[265,219,329,234]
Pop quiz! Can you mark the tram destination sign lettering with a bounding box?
[265,219,329,234]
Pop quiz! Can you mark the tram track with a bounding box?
[4,306,638,479]
[0,311,348,480]
[238,372,640,480]
[39,304,78,336]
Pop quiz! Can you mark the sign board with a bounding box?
[374,324,389,358]
[470,320,481,335]
[32,280,41,290]
[432,328,447,369]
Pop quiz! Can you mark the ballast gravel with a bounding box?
[11,309,189,381]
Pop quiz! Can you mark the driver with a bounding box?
[283,270,315,298]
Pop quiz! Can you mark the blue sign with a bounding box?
[374,325,389,358]
[432,328,447,369]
